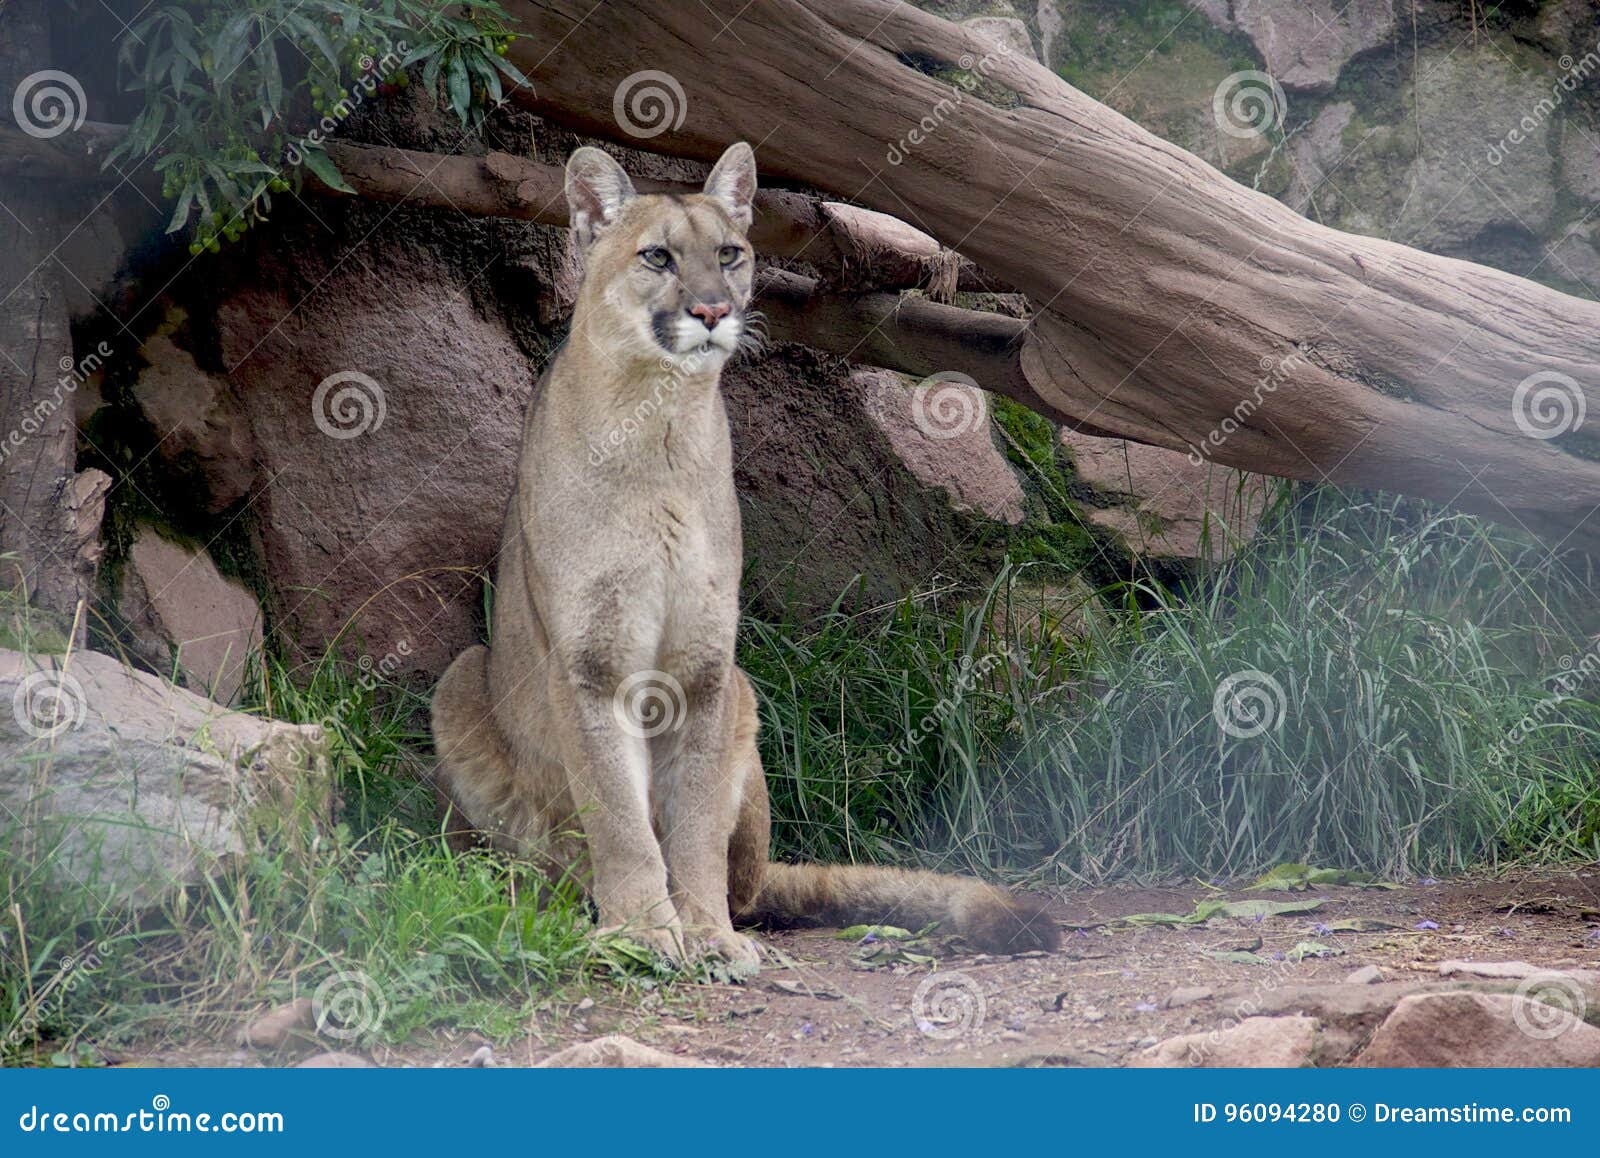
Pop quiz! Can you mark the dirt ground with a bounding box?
[130,867,1600,1068]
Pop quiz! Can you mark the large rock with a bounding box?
[1354,990,1600,1067]
[214,214,536,677]
[1059,431,1271,560]
[961,16,1036,64]
[1130,1015,1320,1068]
[854,368,1025,525]
[129,307,256,511]
[1396,49,1558,253]
[0,648,330,908]
[115,527,263,704]
[1200,1,1395,92]
[727,348,1007,617]
[536,1034,703,1068]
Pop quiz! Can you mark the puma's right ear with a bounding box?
[565,147,636,250]
[702,141,757,231]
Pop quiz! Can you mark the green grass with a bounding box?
[741,486,1600,883]
[5,485,1599,1061]
[0,650,656,1067]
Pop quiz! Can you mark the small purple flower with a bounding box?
[1134,1002,1157,1013]
[1075,927,1090,939]
[860,932,878,944]
[1415,920,1439,931]
[1313,922,1332,935]
[1419,878,1439,886]
[1587,928,1600,941]
[1498,927,1515,938]
[1271,950,1285,961]
[799,1021,813,1037]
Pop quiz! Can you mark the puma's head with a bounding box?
[564,142,757,366]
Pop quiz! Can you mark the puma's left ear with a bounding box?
[565,146,636,250]
[702,142,757,231]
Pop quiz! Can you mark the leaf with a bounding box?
[1214,898,1326,919]
[1317,917,1402,932]
[1286,941,1343,961]
[1203,949,1273,965]
[835,924,913,941]
[446,52,471,124]
[1249,863,1315,891]
[487,51,531,90]
[1118,911,1204,927]
[1118,898,1324,926]
[165,184,195,234]
[298,145,355,194]
[1249,863,1399,891]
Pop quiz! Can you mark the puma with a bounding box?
[430,142,1058,972]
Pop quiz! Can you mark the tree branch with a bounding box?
[0,125,1006,296]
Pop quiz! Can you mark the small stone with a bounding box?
[1345,965,1385,985]
[238,998,313,1049]
[467,1045,494,1068]
[576,997,595,1011]
[1438,959,1538,979]
[1356,992,1600,1067]
[1082,1007,1106,1023]
[296,1051,374,1068]
[1130,1015,1320,1069]
[1164,986,1214,1009]
[536,1035,704,1068]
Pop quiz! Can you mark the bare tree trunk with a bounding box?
[502,0,1600,555]
[0,0,106,626]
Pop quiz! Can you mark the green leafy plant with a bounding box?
[107,0,527,254]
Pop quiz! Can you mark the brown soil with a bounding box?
[126,867,1600,1068]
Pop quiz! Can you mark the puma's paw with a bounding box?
[595,920,688,969]
[690,929,762,981]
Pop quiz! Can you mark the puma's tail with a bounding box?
[738,861,1059,954]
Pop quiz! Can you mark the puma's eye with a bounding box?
[718,245,744,267]
[639,247,673,270]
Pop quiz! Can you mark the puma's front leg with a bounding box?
[547,658,684,963]
[654,671,760,974]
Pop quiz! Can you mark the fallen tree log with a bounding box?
[0,126,1003,296]
[501,0,1600,555]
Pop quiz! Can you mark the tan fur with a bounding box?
[430,144,1058,970]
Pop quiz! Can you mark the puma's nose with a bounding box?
[689,301,732,329]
